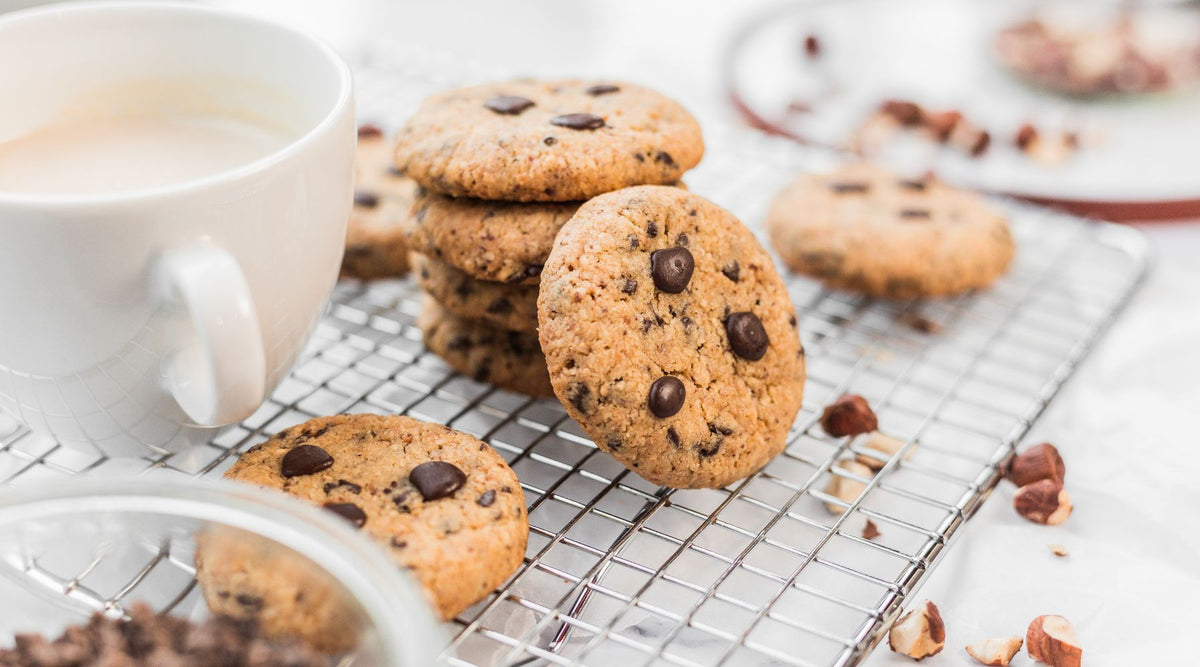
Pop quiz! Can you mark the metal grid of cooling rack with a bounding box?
[0,49,1149,667]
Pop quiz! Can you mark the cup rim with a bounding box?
[0,1,354,209]
[0,476,445,664]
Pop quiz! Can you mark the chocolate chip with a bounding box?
[897,179,928,191]
[392,490,413,513]
[324,502,366,528]
[648,377,685,418]
[708,423,734,435]
[1014,123,1038,150]
[650,247,694,293]
[647,221,658,237]
[621,278,638,294]
[391,538,408,549]
[667,427,681,448]
[634,152,645,162]
[675,233,689,247]
[829,182,870,194]
[899,209,931,219]
[281,445,333,478]
[357,124,383,138]
[696,441,721,457]
[544,136,557,145]
[477,490,496,507]
[486,298,513,314]
[628,234,640,249]
[722,261,740,282]
[409,461,467,501]
[506,264,543,283]
[726,312,769,360]
[550,113,605,130]
[485,95,534,115]
[605,435,623,451]
[354,190,379,208]
[447,335,470,351]
[323,479,362,495]
[655,151,676,167]
[586,84,620,95]
[567,382,593,415]
[235,594,264,611]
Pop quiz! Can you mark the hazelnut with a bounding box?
[855,431,913,470]
[888,600,945,660]
[822,459,873,514]
[1026,615,1082,667]
[820,394,878,437]
[1013,479,1072,525]
[1006,443,1065,487]
[965,636,1023,666]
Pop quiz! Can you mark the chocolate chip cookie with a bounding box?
[394,79,704,202]
[538,186,806,489]
[199,414,528,635]
[413,253,538,333]
[766,164,1014,299]
[406,189,582,284]
[419,297,553,396]
[340,125,417,280]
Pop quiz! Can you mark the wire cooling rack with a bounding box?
[0,48,1149,667]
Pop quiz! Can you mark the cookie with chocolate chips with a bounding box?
[340,124,418,280]
[199,414,528,629]
[419,297,553,396]
[394,79,703,201]
[413,253,538,333]
[538,186,805,489]
[766,163,1014,299]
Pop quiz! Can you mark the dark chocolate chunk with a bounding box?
[667,427,681,448]
[586,84,620,96]
[281,445,334,478]
[675,233,689,247]
[543,136,557,145]
[568,382,593,415]
[650,247,694,293]
[829,182,870,194]
[486,298,513,314]
[899,209,931,219]
[621,278,638,294]
[648,377,685,418]
[897,179,928,191]
[550,113,605,130]
[357,124,383,138]
[353,190,379,209]
[722,261,740,282]
[725,312,770,360]
[655,151,676,167]
[323,502,367,528]
[235,593,264,611]
[409,461,467,501]
[322,479,362,495]
[477,490,496,507]
[485,95,535,115]
[696,441,721,457]
[647,221,658,237]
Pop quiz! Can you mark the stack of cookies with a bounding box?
[393,79,705,396]
[339,124,416,280]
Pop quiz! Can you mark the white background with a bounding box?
[5,0,1200,664]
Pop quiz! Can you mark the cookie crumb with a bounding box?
[1049,543,1069,557]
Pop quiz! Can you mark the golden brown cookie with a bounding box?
[340,125,417,280]
[538,186,806,489]
[198,415,528,634]
[413,253,538,333]
[394,79,703,202]
[418,297,553,397]
[766,164,1014,298]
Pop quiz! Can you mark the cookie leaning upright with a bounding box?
[538,186,805,489]
[198,414,528,635]
[766,163,1014,299]
[394,79,703,202]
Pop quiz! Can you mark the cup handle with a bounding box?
[156,241,266,426]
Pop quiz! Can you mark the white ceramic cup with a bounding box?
[0,2,355,457]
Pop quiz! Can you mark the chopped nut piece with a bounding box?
[1013,479,1072,525]
[1014,123,1038,150]
[862,519,881,540]
[1006,443,1065,487]
[888,600,945,660]
[820,394,878,437]
[822,459,873,514]
[923,110,963,142]
[1049,544,1069,557]
[855,431,913,470]
[965,636,1023,665]
[880,99,924,126]
[1026,615,1082,667]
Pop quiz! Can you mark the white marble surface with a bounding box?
[6,0,1200,663]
